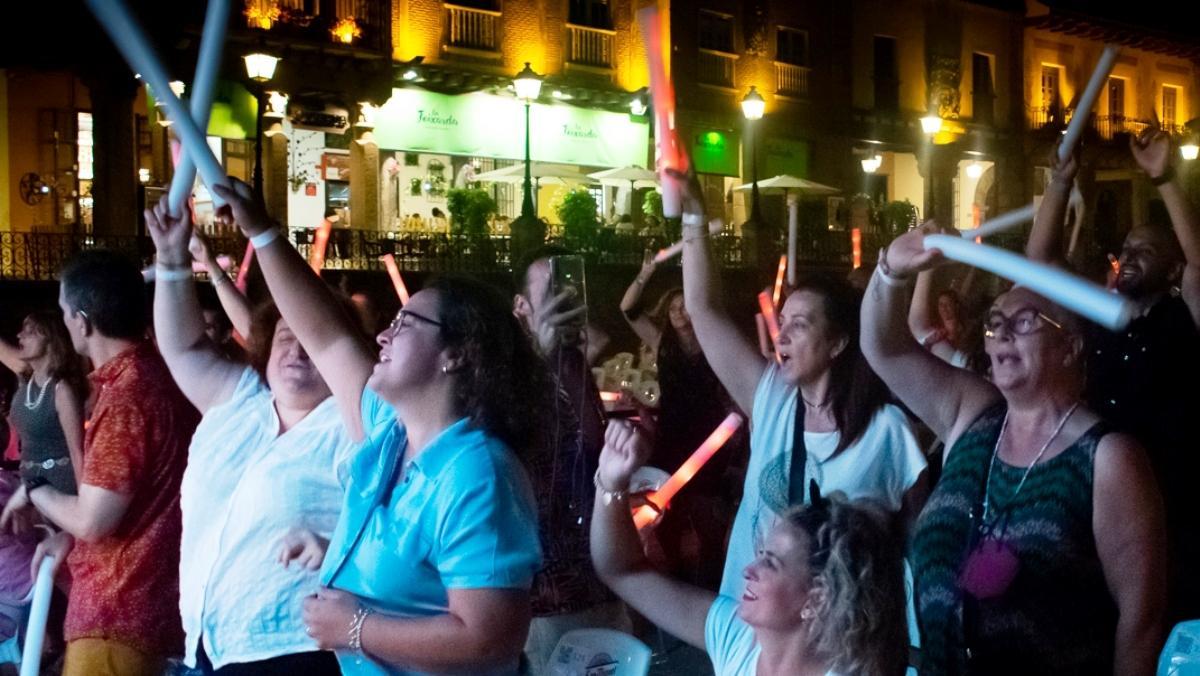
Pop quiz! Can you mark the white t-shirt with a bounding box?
[720,365,926,597]
[705,595,838,676]
[179,368,357,669]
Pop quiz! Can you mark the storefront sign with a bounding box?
[373,89,650,168]
[690,129,741,177]
[148,81,257,140]
[762,137,810,179]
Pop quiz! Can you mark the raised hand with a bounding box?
[882,220,948,279]
[533,283,588,355]
[1050,141,1079,187]
[1130,128,1172,180]
[664,165,706,226]
[145,195,194,268]
[189,231,217,271]
[598,419,652,493]
[278,528,330,571]
[211,178,274,238]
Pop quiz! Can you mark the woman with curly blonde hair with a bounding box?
[591,420,908,676]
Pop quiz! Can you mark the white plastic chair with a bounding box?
[1159,620,1200,675]
[547,628,651,676]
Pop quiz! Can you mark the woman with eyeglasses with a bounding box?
[591,420,909,676]
[211,179,546,676]
[861,221,1166,675]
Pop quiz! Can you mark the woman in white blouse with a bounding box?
[591,421,909,676]
[674,168,929,598]
[146,198,357,674]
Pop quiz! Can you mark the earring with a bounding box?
[441,364,449,374]
[800,607,816,621]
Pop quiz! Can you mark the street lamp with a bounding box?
[741,86,766,225]
[244,51,279,198]
[1182,143,1199,161]
[514,62,543,221]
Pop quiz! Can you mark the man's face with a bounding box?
[513,258,552,330]
[57,286,88,357]
[1117,226,1181,298]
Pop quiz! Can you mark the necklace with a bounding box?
[25,376,52,410]
[982,401,1079,523]
[799,390,830,410]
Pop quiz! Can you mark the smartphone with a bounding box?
[549,254,587,305]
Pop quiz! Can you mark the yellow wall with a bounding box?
[851,0,926,112]
[959,6,1018,128]
[0,69,8,231]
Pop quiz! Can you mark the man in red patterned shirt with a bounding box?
[17,250,197,676]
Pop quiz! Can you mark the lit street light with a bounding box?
[742,86,766,225]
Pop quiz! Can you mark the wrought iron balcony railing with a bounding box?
[774,62,810,97]
[697,49,736,88]
[444,3,500,52]
[566,24,615,68]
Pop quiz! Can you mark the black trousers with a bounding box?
[195,644,341,676]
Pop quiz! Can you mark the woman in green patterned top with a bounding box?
[860,222,1167,675]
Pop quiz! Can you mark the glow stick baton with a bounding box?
[1059,45,1119,162]
[633,413,744,529]
[20,556,55,676]
[786,194,799,285]
[652,219,723,263]
[235,240,254,292]
[757,291,782,365]
[959,204,1036,239]
[379,254,410,305]
[924,234,1133,330]
[638,7,687,217]
[84,0,228,195]
[772,255,787,308]
[310,220,333,272]
[167,0,230,216]
[755,313,771,358]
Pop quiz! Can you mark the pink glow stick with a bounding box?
[379,254,410,305]
[772,255,787,308]
[638,7,687,218]
[633,413,744,529]
[235,240,254,292]
[310,220,332,273]
[757,291,782,364]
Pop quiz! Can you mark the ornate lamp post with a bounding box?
[513,62,543,220]
[243,51,279,198]
[741,86,766,225]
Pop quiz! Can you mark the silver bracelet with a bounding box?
[593,469,628,506]
[874,265,913,288]
[348,605,373,653]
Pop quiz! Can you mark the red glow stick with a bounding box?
[633,413,744,529]
[310,219,332,273]
[235,240,253,292]
[755,313,771,359]
[757,291,782,363]
[851,228,862,270]
[638,7,687,217]
[379,254,410,305]
[772,254,787,308]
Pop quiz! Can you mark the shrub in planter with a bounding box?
[445,189,497,236]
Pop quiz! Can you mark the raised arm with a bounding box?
[589,421,713,649]
[1026,149,1078,265]
[0,335,24,377]
[213,179,374,440]
[1093,433,1166,676]
[860,224,998,444]
[907,270,940,344]
[1131,129,1200,328]
[620,254,663,350]
[674,170,766,414]
[190,232,252,338]
[145,197,244,413]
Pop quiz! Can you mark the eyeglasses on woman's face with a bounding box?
[983,307,1063,339]
[386,308,443,337]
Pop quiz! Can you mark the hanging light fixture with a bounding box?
[861,155,882,173]
[1182,142,1199,161]
[244,52,279,83]
[920,114,943,135]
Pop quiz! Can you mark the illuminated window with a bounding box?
[1040,64,1061,112]
[1163,85,1179,130]
[77,112,94,181]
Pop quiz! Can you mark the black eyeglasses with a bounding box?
[983,308,1063,339]
[386,309,443,335]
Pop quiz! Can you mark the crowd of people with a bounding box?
[0,126,1195,676]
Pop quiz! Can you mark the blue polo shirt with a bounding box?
[320,387,542,676]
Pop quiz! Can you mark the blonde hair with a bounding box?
[783,493,909,676]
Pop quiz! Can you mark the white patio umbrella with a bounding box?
[735,175,841,284]
[473,162,594,185]
[587,165,659,189]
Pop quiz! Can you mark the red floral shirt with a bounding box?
[65,341,198,656]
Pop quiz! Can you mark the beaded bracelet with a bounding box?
[348,605,373,653]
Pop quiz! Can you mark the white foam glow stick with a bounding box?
[924,234,1133,330]
[84,0,228,195]
[1059,45,1119,163]
[652,219,724,263]
[20,556,55,676]
[167,0,230,216]
[959,204,1036,239]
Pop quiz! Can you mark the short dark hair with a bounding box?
[511,244,574,295]
[246,294,365,382]
[60,249,148,340]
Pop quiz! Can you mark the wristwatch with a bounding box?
[23,475,51,495]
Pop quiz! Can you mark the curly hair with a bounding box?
[783,493,909,676]
[425,275,553,462]
[246,294,366,383]
[21,310,88,399]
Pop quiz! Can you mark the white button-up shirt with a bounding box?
[179,368,355,669]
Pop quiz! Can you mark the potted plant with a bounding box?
[446,188,498,237]
[556,187,600,247]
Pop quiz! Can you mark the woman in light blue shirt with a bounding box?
[591,420,909,676]
[213,179,547,676]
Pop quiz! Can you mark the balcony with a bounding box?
[1092,115,1150,140]
[444,3,500,53]
[566,24,615,69]
[242,0,389,53]
[697,49,736,88]
[774,62,810,97]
